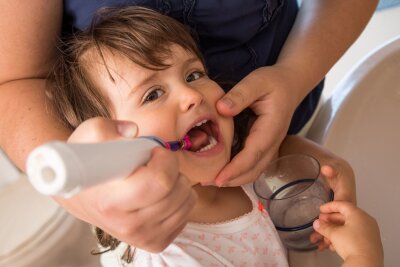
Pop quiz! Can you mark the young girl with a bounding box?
[47,6,357,266]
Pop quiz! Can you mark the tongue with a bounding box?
[187,129,209,151]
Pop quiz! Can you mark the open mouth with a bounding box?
[186,119,219,153]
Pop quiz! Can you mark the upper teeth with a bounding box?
[194,119,208,127]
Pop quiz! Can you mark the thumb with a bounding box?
[68,117,138,143]
[313,219,336,240]
[116,120,138,138]
[217,82,257,116]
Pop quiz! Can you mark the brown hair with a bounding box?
[47,6,204,130]
[47,6,204,263]
[48,6,252,264]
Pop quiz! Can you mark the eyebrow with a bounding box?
[129,56,201,94]
[184,57,200,68]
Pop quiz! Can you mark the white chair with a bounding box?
[290,35,400,267]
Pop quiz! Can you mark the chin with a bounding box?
[183,164,224,185]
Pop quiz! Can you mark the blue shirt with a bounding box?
[63,0,324,134]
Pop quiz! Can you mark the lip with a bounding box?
[182,115,224,157]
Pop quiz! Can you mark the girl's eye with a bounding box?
[186,71,205,83]
[143,88,164,103]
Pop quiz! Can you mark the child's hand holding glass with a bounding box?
[310,163,357,250]
[313,201,384,267]
[277,135,357,250]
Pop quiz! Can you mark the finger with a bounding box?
[322,162,356,204]
[95,194,191,248]
[219,167,260,187]
[320,201,356,219]
[165,222,188,245]
[313,219,338,241]
[69,117,138,143]
[310,231,324,244]
[215,144,267,186]
[317,240,330,251]
[136,174,196,223]
[214,145,257,186]
[317,244,326,251]
[319,212,345,225]
[153,222,188,252]
[320,164,340,194]
[323,236,332,247]
[95,176,196,248]
[215,119,280,185]
[321,164,337,181]
[116,120,139,138]
[313,233,330,251]
[160,187,197,226]
[216,82,261,116]
[96,148,181,212]
[142,216,189,253]
[132,189,196,252]
[158,190,197,235]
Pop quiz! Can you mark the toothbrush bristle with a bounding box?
[164,135,192,151]
[182,135,192,150]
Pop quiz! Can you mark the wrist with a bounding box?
[264,63,314,108]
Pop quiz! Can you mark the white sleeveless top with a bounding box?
[100,184,288,267]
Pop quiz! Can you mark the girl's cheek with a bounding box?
[138,123,172,139]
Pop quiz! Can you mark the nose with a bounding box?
[179,85,204,112]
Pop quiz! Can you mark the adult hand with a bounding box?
[313,201,383,267]
[215,66,300,186]
[55,117,197,252]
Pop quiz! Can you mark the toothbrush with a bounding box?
[26,136,192,197]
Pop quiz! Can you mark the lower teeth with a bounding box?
[196,136,217,152]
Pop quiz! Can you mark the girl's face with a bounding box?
[87,45,234,185]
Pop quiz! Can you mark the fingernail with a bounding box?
[220,97,234,108]
[313,220,320,230]
[216,180,226,187]
[310,236,318,243]
[201,181,215,186]
[117,121,138,138]
[214,180,222,187]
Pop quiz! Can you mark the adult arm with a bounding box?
[215,0,379,186]
[0,1,196,252]
[0,0,68,168]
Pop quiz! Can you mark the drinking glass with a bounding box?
[253,154,334,251]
